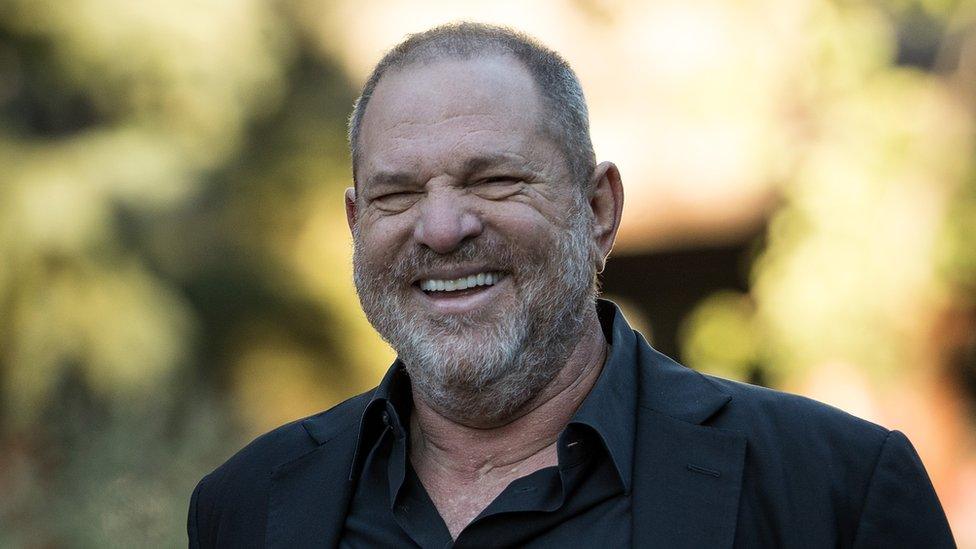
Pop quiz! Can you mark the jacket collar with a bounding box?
[265,394,368,548]
[607,301,745,548]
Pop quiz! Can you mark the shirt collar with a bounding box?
[349,362,410,480]
[566,299,638,492]
[351,299,638,492]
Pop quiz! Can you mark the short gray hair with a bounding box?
[347,22,596,193]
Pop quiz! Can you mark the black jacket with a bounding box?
[188,302,954,548]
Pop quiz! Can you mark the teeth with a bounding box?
[420,272,503,292]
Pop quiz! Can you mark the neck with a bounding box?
[409,310,607,480]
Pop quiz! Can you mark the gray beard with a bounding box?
[352,197,598,425]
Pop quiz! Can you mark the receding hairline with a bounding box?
[365,51,544,110]
[348,22,596,194]
[356,53,554,177]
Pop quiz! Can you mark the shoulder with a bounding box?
[201,390,371,489]
[633,336,890,454]
[704,373,889,449]
[691,369,894,489]
[633,333,890,455]
[699,374,952,545]
[634,340,892,505]
[188,391,372,546]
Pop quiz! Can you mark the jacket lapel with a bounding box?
[629,329,747,548]
[265,411,363,548]
[632,407,746,547]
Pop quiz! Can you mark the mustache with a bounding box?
[353,233,522,286]
[395,236,519,278]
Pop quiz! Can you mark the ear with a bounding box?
[344,187,358,234]
[588,161,624,273]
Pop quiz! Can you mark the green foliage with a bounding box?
[0,389,237,546]
[938,168,976,302]
[679,291,760,382]
[0,0,389,544]
[681,3,976,386]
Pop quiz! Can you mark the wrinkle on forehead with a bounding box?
[365,115,543,174]
[371,126,543,171]
[384,112,501,133]
[380,113,539,144]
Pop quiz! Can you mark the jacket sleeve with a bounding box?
[852,430,954,548]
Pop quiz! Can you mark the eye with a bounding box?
[480,176,518,185]
[472,175,523,200]
[371,191,420,211]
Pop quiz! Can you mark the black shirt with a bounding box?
[340,303,637,548]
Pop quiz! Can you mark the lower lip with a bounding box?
[415,276,508,314]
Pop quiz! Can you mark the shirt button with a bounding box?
[381,410,390,424]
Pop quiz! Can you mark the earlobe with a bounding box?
[589,161,624,263]
[344,187,358,233]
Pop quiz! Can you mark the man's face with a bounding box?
[349,55,597,423]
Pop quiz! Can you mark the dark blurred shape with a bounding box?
[0,30,105,136]
[895,5,945,69]
[601,236,758,362]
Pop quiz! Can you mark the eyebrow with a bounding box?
[364,171,417,192]
[459,153,521,178]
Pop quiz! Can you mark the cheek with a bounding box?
[353,221,421,285]
[482,199,553,231]
[492,185,576,228]
[356,215,414,252]
[485,202,570,249]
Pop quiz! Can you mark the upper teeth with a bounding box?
[420,272,501,292]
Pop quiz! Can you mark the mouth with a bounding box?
[414,270,508,312]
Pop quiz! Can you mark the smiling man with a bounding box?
[188,23,954,548]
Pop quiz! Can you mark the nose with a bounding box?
[413,190,483,254]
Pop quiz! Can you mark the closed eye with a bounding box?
[371,191,420,211]
[471,175,524,200]
[480,176,518,185]
[378,191,413,199]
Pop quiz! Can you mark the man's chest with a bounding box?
[339,435,629,548]
[414,445,561,538]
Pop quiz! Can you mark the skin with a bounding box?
[345,55,624,538]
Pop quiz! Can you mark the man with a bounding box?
[188,23,954,548]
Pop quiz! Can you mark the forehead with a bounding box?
[357,55,550,183]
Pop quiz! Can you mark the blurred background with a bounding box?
[1,0,974,545]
